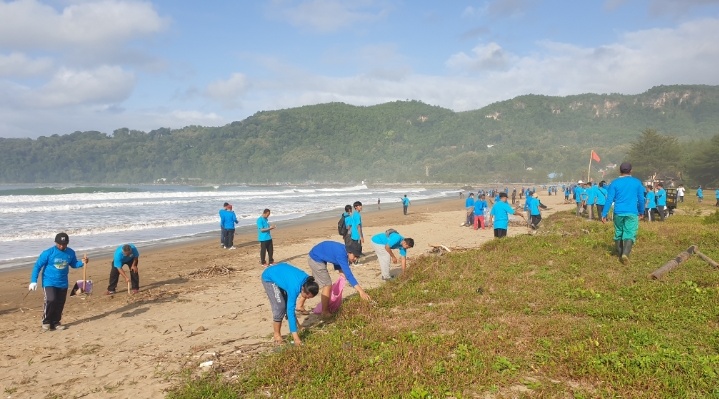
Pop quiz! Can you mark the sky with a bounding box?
[1,0,719,138]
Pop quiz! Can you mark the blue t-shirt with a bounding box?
[573,186,583,203]
[465,197,475,208]
[596,187,608,206]
[308,241,358,287]
[220,209,238,230]
[602,176,645,217]
[490,201,516,230]
[473,200,488,216]
[656,188,667,206]
[715,189,719,199]
[350,211,362,240]
[257,216,272,241]
[697,188,703,198]
[371,231,407,257]
[113,244,139,268]
[343,212,353,235]
[402,197,410,206]
[31,246,84,288]
[586,185,597,205]
[528,197,540,216]
[646,191,656,208]
[261,263,310,333]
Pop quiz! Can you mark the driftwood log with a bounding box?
[650,245,719,279]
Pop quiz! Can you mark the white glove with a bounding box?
[28,282,37,291]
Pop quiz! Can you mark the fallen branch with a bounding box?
[650,245,696,280]
[428,243,451,253]
[695,249,719,269]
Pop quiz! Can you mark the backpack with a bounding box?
[385,228,399,237]
[338,213,349,236]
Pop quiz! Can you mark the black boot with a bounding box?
[621,240,633,264]
[615,240,623,257]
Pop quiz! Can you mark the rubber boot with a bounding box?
[621,240,633,264]
[615,240,623,257]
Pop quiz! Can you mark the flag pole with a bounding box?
[587,151,592,182]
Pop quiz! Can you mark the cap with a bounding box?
[578,180,583,184]
[347,242,362,258]
[55,232,69,245]
[619,162,632,173]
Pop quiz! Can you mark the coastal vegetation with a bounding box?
[1,84,718,185]
[168,203,719,398]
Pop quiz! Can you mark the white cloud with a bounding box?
[446,42,513,71]
[27,65,135,108]
[205,73,249,107]
[0,52,54,77]
[0,0,169,51]
[268,0,390,33]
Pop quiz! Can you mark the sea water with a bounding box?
[0,183,454,269]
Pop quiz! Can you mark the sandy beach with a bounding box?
[0,193,573,398]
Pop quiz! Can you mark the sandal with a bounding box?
[295,308,310,315]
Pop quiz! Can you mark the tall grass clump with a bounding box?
[168,208,719,399]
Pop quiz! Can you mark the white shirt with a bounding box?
[677,187,685,196]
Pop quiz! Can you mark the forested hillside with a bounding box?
[1,84,718,184]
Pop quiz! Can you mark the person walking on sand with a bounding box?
[107,243,139,295]
[295,241,371,318]
[219,202,230,248]
[220,204,238,249]
[401,195,411,215]
[377,198,381,210]
[473,194,488,229]
[372,229,415,280]
[28,233,87,331]
[601,162,645,264]
[261,263,319,345]
[257,208,276,266]
[489,192,525,238]
[464,192,475,226]
[341,204,353,247]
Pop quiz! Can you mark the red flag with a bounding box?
[591,150,601,162]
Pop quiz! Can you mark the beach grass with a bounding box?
[167,205,719,398]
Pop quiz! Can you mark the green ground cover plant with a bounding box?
[168,204,719,398]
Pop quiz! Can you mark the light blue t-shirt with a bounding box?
[113,244,139,268]
[646,191,656,208]
[257,216,272,241]
[602,176,645,217]
[343,212,353,235]
[261,263,309,333]
[371,231,407,257]
[473,200,487,216]
[596,187,608,206]
[573,186,583,203]
[350,211,362,240]
[490,201,516,230]
[528,197,540,216]
[220,209,238,230]
[465,197,475,208]
[697,188,703,198]
[31,246,84,288]
[656,188,667,206]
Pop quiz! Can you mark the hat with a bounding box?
[55,232,69,245]
[347,242,362,258]
[578,180,583,184]
[620,162,632,173]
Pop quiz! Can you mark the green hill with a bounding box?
[1,84,718,184]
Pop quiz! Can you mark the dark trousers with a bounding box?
[596,204,604,218]
[494,228,507,238]
[220,227,226,246]
[656,205,666,221]
[530,215,542,229]
[403,205,408,215]
[43,286,68,326]
[223,228,235,248]
[108,260,140,291]
[260,239,274,265]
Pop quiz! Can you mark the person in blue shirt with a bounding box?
[489,192,525,238]
[715,189,719,207]
[644,185,657,222]
[473,195,488,229]
[261,263,319,345]
[220,204,239,249]
[371,229,415,280]
[295,241,371,318]
[219,202,230,247]
[341,204,353,247]
[573,180,584,216]
[564,186,570,203]
[350,201,364,252]
[528,192,543,230]
[107,243,139,295]
[257,208,276,266]
[586,182,598,220]
[596,181,608,218]
[601,162,645,264]
[29,233,87,331]
[464,193,475,226]
[401,195,411,215]
[655,182,667,221]
[697,186,703,202]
